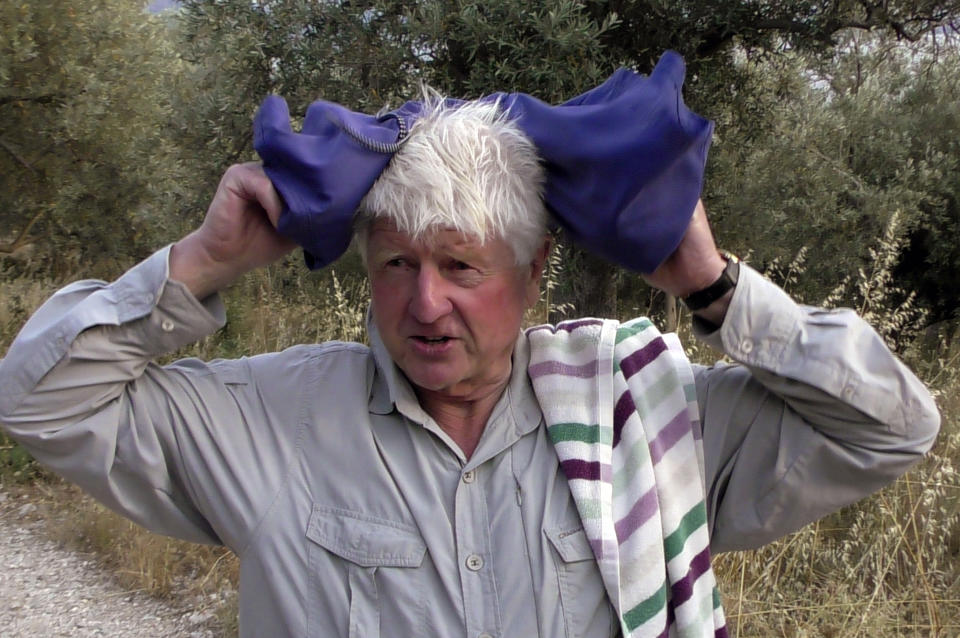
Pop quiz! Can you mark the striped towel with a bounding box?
[527,317,727,638]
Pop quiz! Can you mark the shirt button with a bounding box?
[465,554,484,571]
[462,470,476,484]
[740,338,754,354]
[160,319,175,332]
[843,385,855,398]
[478,633,494,638]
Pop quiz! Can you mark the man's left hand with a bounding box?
[643,200,731,324]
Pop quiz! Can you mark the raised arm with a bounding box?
[643,200,940,552]
[0,164,301,549]
[170,162,296,299]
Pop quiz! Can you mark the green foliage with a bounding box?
[0,0,189,274]
[171,1,960,317]
[706,33,960,325]
[0,432,48,483]
[172,0,423,221]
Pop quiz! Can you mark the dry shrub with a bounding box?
[167,256,369,365]
[0,273,65,482]
[0,272,62,351]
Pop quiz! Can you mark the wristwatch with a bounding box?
[681,252,740,311]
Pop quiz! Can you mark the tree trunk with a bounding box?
[568,249,619,319]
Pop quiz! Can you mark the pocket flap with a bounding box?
[307,506,426,568]
[545,526,596,563]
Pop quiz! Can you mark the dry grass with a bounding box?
[41,483,239,599]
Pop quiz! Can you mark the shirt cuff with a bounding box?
[692,263,803,365]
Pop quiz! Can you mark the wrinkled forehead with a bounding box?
[366,218,513,260]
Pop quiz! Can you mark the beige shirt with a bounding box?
[0,247,939,638]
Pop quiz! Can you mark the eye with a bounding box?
[451,260,472,271]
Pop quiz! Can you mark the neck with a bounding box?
[416,381,508,460]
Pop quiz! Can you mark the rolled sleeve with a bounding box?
[694,264,940,552]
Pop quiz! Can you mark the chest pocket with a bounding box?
[306,506,427,638]
[545,525,617,638]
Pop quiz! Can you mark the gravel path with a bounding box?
[0,491,219,637]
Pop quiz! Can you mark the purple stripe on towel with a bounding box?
[649,410,692,464]
[613,390,636,447]
[614,485,659,542]
[560,459,602,481]
[529,359,599,379]
[670,546,712,607]
[620,337,667,380]
[557,318,604,332]
[661,605,675,637]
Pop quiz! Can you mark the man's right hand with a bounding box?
[170,163,297,300]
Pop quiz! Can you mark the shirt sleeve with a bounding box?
[693,263,940,553]
[0,247,304,551]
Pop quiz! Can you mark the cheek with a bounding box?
[370,270,410,304]
[468,286,528,341]
[370,279,408,329]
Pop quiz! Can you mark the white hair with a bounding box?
[355,94,548,264]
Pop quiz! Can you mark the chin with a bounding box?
[404,366,464,395]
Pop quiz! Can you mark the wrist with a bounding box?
[682,252,740,324]
[169,233,238,300]
[691,288,734,327]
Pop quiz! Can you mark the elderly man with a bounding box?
[0,72,939,637]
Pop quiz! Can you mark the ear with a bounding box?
[524,236,553,308]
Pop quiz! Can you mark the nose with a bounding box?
[409,265,453,324]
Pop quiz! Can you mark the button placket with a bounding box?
[454,460,499,638]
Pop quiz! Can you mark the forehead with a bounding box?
[366,219,514,261]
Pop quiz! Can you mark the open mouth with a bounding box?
[414,336,451,344]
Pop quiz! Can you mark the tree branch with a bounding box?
[694,2,960,57]
[0,93,70,108]
[0,138,38,174]
[0,208,45,255]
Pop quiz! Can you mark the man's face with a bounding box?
[367,220,544,402]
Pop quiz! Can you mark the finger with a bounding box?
[247,167,285,228]
[229,163,285,228]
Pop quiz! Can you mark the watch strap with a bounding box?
[681,252,740,311]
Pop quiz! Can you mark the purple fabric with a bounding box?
[670,546,713,606]
[613,390,636,447]
[614,485,659,543]
[560,458,604,482]
[648,410,694,465]
[254,51,713,272]
[620,337,668,380]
